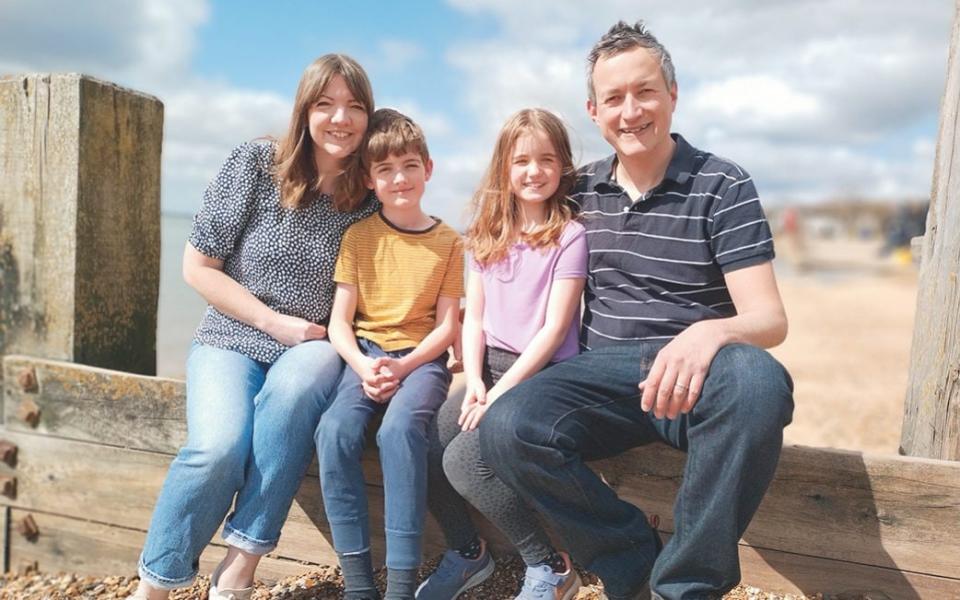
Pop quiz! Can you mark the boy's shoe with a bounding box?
[415,539,495,599]
[209,561,253,600]
[515,552,581,600]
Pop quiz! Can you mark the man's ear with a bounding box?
[586,98,598,124]
[669,82,678,112]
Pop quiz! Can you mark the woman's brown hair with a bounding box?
[274,54,374,212]
[467,108,576,266]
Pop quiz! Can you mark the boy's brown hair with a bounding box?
[361,108,430,170]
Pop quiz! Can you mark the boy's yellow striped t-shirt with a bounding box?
[334,212,464,351]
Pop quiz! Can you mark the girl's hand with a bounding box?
[458,378,487,421]
[459,401,491,431]
[265,314,327,346]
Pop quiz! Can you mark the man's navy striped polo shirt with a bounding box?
[572,134,775,351]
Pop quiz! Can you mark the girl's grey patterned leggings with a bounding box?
[425,346,556,565]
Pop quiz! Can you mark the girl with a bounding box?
[420,109,588,600]
[130,55,378,600]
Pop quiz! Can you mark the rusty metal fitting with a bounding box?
[17,560,38,576]
[16,514,39,540]
[0,476,16,499]
[17,367,38,393]
[0,440,17,466]
[17,398,40,427]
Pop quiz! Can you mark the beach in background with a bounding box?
[157,214,918,456]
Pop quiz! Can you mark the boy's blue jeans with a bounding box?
[479,343,794,600]
[316,338,451,570]
[138,340,343,589]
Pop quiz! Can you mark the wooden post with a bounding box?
[901,2,960,461]
[0,74,163,376]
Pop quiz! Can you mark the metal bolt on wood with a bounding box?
[17,367,38,393]
[0,475,16,498]
[16,560,39,576]
[0,440,17,466]
[17,398,40,427]
[16,514,39,540]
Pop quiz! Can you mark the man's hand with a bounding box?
[638,321,724,419]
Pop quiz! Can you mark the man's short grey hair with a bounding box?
[587,20,676,102]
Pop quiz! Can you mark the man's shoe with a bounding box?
[415,539,495,599]
[208,561,253,600]
[514,552,581,600]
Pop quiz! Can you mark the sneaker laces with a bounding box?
[431,550,467,583]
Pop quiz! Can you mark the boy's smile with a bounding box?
[367,151,434,211]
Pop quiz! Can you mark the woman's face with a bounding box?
[307,74,368,164]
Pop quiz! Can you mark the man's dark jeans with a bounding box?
[479,342,794,600]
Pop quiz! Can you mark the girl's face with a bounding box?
[509,129,561,206]
[307,74,368,164]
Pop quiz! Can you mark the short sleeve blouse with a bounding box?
[188,140,379,363]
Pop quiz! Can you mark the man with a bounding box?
[479,21,794,600]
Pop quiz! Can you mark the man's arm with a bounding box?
[639,261,787,420]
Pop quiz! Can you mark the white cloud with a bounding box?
[444,0,953,202]
[376,39,426,72]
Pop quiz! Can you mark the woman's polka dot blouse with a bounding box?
[188,140,379,364]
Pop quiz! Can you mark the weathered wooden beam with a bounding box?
[901,1,960,461]
[2,355,186,451]
[595,443,960,581]
[6,509,320,584]
[1,504,8,574]
[2,424,960,589]
[0,74,162,377]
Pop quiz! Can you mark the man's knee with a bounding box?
[708,344,794,429]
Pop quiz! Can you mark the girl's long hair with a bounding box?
[467,108,576,266]
[274,54,374,212]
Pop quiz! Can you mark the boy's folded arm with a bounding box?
[395,295,461,378]
[487,276,586,402]
[327,283,371,375]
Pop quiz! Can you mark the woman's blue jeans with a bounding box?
[480,343,794,600]
[316,338,451,570]
[138,340,344,589]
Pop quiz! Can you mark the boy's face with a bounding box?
[587,46,677,163]
[366,151,433,211]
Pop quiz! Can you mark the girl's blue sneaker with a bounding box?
[514,552,581,600]
[415,539,495,600]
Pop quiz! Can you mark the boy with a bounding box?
[316,108,464,600]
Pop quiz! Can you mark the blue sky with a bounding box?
[0,0,954,225]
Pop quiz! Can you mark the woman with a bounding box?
[130,54,378,600]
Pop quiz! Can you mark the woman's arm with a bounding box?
[183,243,326,346]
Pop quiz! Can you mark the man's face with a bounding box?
[587,46,677,162]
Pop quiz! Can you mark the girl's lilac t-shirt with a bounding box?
[471,220,588,362]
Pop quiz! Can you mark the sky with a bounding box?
[0,0,954,227]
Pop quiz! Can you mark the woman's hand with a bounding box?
[264,314,327,346]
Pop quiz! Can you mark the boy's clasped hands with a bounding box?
[359,356,407,402]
